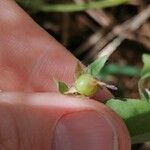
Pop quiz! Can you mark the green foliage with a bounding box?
[100,63,141,78]
[106,99,150,144]
[141,54,150,76]
[87,55,109,78]
[54,80,69,94]
[41,0,128,12]
[17,0,128,13]
[106,54,150,144]
[139,54,150,100]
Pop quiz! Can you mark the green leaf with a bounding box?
[100,63,141,77]
[87,55,109,78]
[139,54,150,100]
[54,80,69,94]
[106,99,150,144]
[139,74,150,100]
[40,0,128,12]
[141,54,150,76]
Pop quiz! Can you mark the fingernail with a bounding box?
[52,111,118,150]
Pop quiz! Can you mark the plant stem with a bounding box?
[40,0,128,12]
[106,99,150,144]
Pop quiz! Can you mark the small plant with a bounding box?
[55,53,150,144]
[55,55,117,97]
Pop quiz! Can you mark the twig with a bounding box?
[74,0,112,27]
[72,0,113,56]
[86,9,112,27]
[98,37,124,58]
[83,33,116,63]
[113,5,150,34]
[74,31,102,56]
[77,14,99,32]
[83,5,150,62]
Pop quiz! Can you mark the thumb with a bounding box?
[0,92,130,150]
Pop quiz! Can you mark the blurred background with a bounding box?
[16,0,150,149]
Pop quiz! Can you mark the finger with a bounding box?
[0,0,77,91]
[0,0,112,101]
[0,92,131,150]
[0,0,113,102]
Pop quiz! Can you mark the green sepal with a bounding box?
[54,80,69,94]
[106,99,150,144]
[139,54,150,101]
[86,55,109,78]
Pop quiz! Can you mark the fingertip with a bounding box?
[0,92,130,150]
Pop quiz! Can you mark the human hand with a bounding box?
[0,0,130,149]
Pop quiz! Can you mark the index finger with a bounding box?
[0,0,112,100]
[0,0,77,90]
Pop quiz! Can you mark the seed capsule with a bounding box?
[75,74,98,96]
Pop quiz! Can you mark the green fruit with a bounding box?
[75,74,98,96]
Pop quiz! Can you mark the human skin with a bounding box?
[0,0,131,149]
